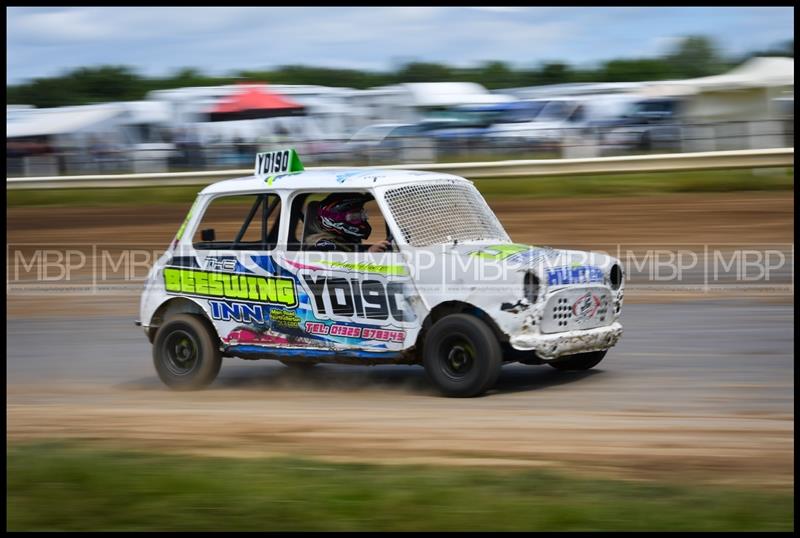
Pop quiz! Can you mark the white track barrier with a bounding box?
[6,148,793,190]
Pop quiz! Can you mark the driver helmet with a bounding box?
[317,193,372,241]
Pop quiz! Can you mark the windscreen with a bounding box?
[384,180,511,247]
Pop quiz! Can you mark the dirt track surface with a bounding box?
[6,192,795,318]
[7,191,794,247]
[7,302,794,489]
[6,192,794,488]
[7,385,793,488]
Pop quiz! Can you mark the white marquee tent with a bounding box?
[641,57,794,122]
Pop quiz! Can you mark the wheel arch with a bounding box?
[146,297,220,344]
[415,300,507,354]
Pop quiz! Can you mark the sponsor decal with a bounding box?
[225,345,402,360]
[283,258,324,271]
[163,267,297,307]
[205,257,237,272]
[546,265,604,286]
[213,299,320,347]
[469,244,559,265]
[334,170,385,184]
[505,248,559,265]
[210,300,302,329]
[305,321,405,343]
[571,292,601,323]
[210,300,268,323]
[299,271,416,325]
[361,327,405,343]
[335,170,363,183]
[469,244,530,260]
[225,327,292,346]
[270,309,302,329]
[211,299,404,347]
[317,260,408,276]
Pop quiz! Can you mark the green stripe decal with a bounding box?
[175,199,199,241]
[318,260,408,276]
[469,244,531,260]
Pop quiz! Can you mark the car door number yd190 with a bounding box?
[299,271,417,326]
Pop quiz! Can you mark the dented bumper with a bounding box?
[509,322,623,360]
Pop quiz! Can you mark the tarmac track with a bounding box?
[6,300,794,488]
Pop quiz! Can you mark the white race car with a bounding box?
[138,149,624,397]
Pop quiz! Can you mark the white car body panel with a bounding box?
[140,165,624,363]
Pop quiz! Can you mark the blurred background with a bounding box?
[6,6,795,532]
[6,8,794,175]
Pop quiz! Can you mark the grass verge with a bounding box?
[6,168,793,207]
[473,167,794,199]
[7,442,794,531]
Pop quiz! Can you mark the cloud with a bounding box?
[11,8,117,42]
[6,7,795,84]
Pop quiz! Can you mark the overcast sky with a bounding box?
[6,7,794,84]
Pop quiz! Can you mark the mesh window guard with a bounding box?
[384,181,510,247]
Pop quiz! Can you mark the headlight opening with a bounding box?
[524,272,540,304]
[609,264,623,291]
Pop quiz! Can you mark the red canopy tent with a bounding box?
[208,85,306,122]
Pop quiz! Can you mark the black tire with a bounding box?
[153,314,222,390]
[547,350,607,371]
[423,314,503,397]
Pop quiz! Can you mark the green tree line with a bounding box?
[7,36,793,108]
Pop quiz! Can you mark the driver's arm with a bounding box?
[367,240,392,253]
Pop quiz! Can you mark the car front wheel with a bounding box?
[153,314,222,390]
[547,349,607,371]
[423,314,503,397]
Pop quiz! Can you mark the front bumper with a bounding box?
[509,322,623,360]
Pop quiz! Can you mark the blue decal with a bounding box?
[210,300,267,323]
[251,255,296,279]
[234,260,254,274]
[335,170,365,183]
[227,345,402,360]
[506,248,559,266]
[249,255,278,274]
[249,255,311,305]
[547,265,605,286]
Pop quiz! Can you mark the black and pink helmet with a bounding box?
[317,194,372,240]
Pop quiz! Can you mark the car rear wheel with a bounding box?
[547,350,607,371]
[423,314,503,397]
[153,314,222,390]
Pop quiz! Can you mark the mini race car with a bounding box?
[138,149,624,397]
